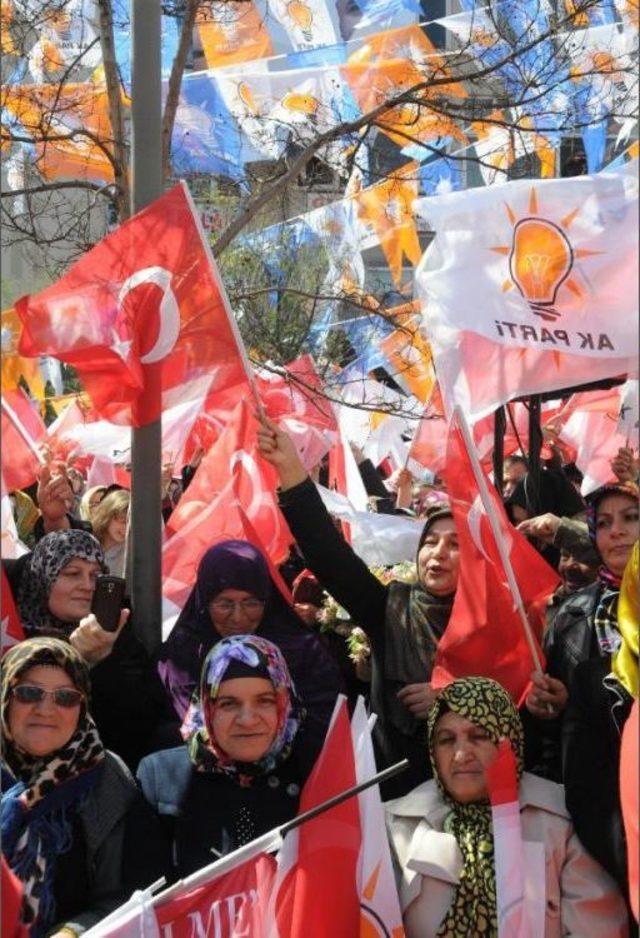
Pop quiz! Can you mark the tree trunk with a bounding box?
[97,0,130,220]
[162,0,200,181]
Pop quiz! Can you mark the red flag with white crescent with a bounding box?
[16,182,252,426]
[434,413,560,702]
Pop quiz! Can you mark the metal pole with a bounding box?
[527,396,543,518]
[493,406,506,496]
[130,0,163,653]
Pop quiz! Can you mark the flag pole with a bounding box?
[453,405,545,676]
[151,758,409,904]
[129,0,163,653]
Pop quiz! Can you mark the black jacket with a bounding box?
[137,746,302,879]
[278,478,431,798]
[524,583,604,782]
[52,752,166,933]
[562,657,634,900]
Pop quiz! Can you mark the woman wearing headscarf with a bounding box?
[524,481,639,781]
[385,677,628,937]
[1,638,163,937]
[257,418,458,797]
[157,540,342,773]
[11,530,173,770]
[140,635,305,877]
[562,542,639,905]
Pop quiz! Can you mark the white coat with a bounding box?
[385,772,629,938]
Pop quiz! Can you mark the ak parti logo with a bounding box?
[492,187,601,322]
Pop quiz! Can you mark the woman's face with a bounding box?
[208,588,266,639]
[595,493,639,576]
[417,518,460,596]
[106,511,128,547]
[48,558,101,622]
[8,665,82,757]
[207,676,279,763]
[432,710,499,804]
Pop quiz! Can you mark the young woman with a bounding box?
[91,489,130,577]
[385,676,629,937]
[140,635,307,877]
[1,638,163,937]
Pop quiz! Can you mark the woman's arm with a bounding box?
[258,418,388,652]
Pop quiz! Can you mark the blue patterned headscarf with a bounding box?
[182,635,303,783]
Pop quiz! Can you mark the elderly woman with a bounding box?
[386,677,629,937]
[12,530,170,770]
[524,481,639,781]
[257,418,458,797]
[1,638,162,937]
[140,635,306,877]
[158,540,341,772]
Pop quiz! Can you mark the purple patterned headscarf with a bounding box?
[182,635,303,782]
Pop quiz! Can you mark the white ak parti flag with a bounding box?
[414,166,638,419]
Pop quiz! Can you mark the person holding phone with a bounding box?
[11,530,171,770]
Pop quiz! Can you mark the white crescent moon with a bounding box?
[230,449,282,549]
[118,266,180,365]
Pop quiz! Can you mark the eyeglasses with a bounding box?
[12,685,84,709]
[209,599,265,616]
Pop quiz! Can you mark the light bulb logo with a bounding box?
[287,0,313,42]
[492,187,600,322]
[509,219,573,320]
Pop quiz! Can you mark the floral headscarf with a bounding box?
[182,635,303,784]
[427,677,524,938]
[1,638,105,935]
[586,481,639,655]
[16,530,106,637]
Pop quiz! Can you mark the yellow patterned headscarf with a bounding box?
[612,542,639,698]
[427,678,524,938]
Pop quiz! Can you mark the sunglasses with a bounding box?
[12,684,84,708]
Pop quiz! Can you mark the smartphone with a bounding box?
[91,575,126,633]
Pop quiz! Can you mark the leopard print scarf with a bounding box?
[427,677,524,938]
[1,638,105,933]
[16,530,106,638]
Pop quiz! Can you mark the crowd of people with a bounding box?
[1,417,638,937]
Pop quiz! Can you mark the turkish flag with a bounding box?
[434,413,560,703]
[162,399,292,632]
[274,698,361,937]
[258,355,337,433]
[408,383,447,473]
[2,568,25,656]
[1,388,46,492]
[154,853,276,938]
[16,182,250,426]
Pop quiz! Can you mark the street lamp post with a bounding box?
[130,0,163,652]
